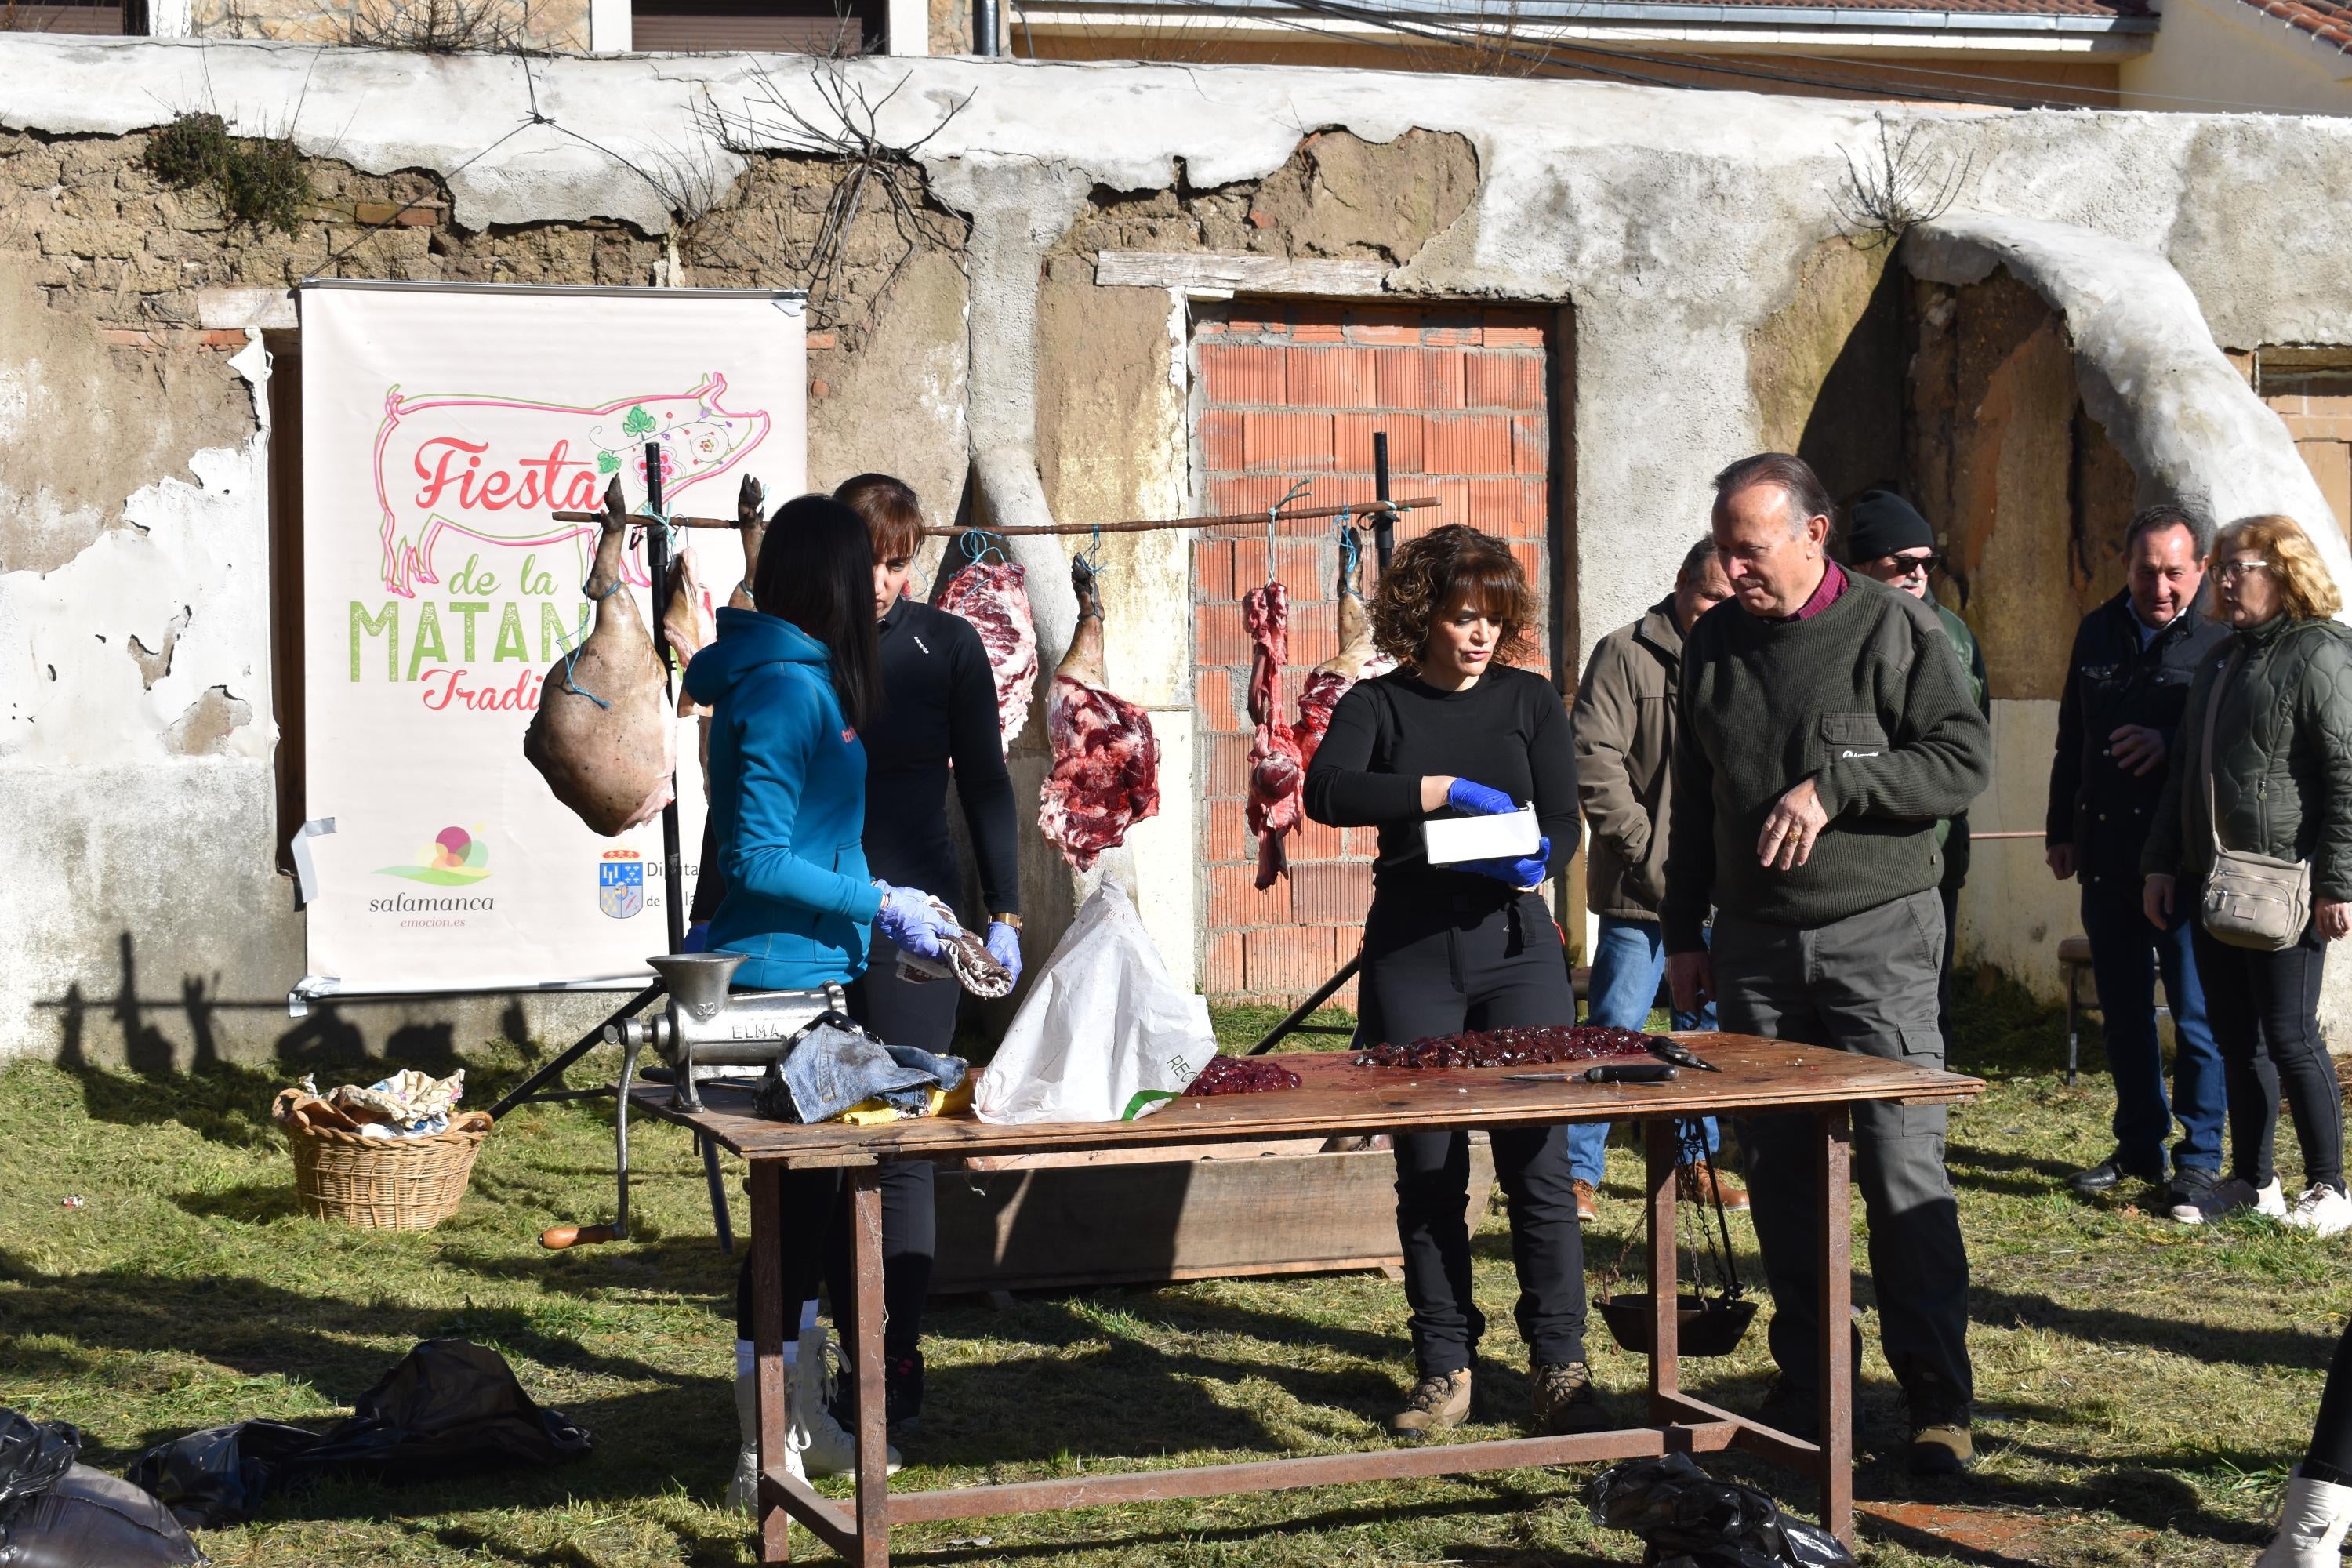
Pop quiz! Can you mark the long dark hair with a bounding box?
[752,495,884,732]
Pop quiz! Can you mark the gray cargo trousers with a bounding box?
[1715,887,1973,1413]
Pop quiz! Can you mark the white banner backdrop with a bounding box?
[296,281,807,997]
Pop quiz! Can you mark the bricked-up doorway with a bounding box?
[1191,301,1570,1004]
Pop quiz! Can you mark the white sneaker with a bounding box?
[728,1364,802,1515]
[792,1325,902,1479]
[2174,1177,2285,1224]
[2256,1470,2352,1566]
[2284,1184,2352,1238]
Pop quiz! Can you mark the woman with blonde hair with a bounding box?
[2143,514,2352,1238]
[1303,524,1597,1440]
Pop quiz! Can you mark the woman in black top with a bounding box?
[1303,524,1594,1439]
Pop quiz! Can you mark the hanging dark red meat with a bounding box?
[1243,581,1305,891]
[523,477,675,836]
[938,557,1039,754]
[1038,556,1160,870]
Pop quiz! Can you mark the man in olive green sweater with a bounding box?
[1663,453,1991,1477]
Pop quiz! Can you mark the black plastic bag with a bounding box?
[128,1340,591,1528]
[0,1414,78,1517]
[0,1410,205,1567]
[1,1468,209,1567]
[1588,1454,1856,1567]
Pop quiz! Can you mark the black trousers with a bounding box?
[1357,891,1586,1378]
[734,932,958,1368]
[2307,1318,2352,1487]
[2190,917,2345,1194]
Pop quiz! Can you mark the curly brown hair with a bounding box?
[1368,524,1537,669]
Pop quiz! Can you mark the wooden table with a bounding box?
[632,1033,1983,1565]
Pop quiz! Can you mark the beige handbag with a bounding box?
[2198,646,2312,951]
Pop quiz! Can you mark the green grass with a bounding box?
[0,982,2343,1565]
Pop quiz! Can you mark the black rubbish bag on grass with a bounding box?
[0,1410,207,1567]
[1588,1454,1857,1568]
[126,1339,591,1528]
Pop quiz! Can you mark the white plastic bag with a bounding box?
[973,880,1215,1123]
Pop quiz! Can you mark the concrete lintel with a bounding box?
[196,286,297,331]
[1095,251,1392,296]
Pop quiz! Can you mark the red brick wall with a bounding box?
[1192,303,1559,1004]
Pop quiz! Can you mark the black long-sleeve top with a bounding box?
[690,595,1019,924]
[1302,666,1580,931]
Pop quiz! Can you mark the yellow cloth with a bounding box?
[833,1081,972,1125]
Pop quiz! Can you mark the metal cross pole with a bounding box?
[644,440,735,1253]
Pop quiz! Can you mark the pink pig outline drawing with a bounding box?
[372,373,771,597]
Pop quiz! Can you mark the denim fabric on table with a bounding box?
[755,1012,967,1123]
[1566,916,1720,1187]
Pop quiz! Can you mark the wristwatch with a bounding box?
[989,912,1022,930]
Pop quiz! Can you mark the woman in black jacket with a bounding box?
[1302,524,1595,1439]
[2143,514,2352,1235]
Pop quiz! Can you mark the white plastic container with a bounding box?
[1422,805,1540,866]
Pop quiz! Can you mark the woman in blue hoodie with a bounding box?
[683,495,949,1494]
[686,495,946,988]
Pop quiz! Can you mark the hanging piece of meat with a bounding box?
[524,477,675,837]
[1038,556,1160,870]
[1243,581,1305,891]
[725,475,764,612]
[663,542,715,718]
[938,556,1039,754]
[1294,574,1380,773]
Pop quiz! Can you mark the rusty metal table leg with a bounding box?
[749,1162,791,1564]
[848,1167,891,1567]
[1817,1106,1854,1546]
[1645,1118,1681,1422]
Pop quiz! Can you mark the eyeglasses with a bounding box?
[1878,553,1942,580]
[2216,560,2271,584]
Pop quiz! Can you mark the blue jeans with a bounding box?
[1566,916,1719,1185]
[2081,878,2225,1176]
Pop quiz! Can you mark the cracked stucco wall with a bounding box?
[6,40,2352,1060]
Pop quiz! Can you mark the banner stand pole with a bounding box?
[493,443,735,1254]
[642,440,735,1251]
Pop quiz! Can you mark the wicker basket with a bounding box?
[273,1087,493,1230]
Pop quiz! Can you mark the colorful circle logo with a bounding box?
[376,825,492,886]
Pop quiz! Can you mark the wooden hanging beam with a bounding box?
[546,495,1437,536]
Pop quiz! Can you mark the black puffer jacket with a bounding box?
[2143,614,2352,900]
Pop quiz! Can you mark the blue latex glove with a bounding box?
[1461,835,1552,890]
[872,883,949,961]
[985,920,1024,984]
[683,922,710,954]
[1446,778,1518,816]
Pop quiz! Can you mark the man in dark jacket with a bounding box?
[1567,536,1747,1221]
[1665,453,1991,1477]
[1841,488,1989,1056]
[2045,504,2227,1210]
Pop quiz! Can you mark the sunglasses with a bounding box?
[1877,552,1944,579]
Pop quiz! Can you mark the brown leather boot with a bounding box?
[1391,1368,1473,1436]
[1679,1163,1750,1212]
[1531,1359,1607,1435]
[1573,1179,1598,1222]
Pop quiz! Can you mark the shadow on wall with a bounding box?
[39,931,534,1138]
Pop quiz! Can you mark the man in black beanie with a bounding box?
[1844,488,1990,1054]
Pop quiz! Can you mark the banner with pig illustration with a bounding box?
[296,281,807,997]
